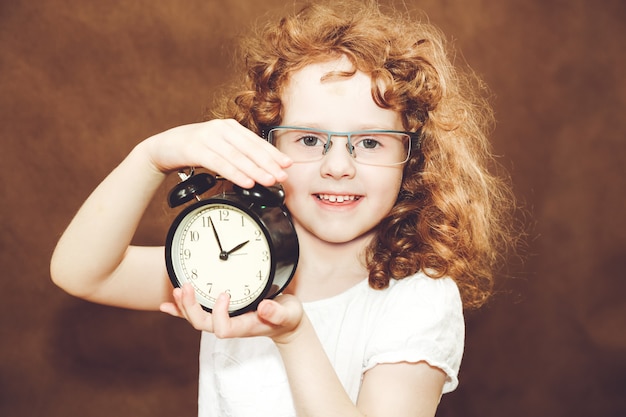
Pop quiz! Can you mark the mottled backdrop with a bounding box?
[1,1,624,416]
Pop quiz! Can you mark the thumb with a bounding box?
[256,299,287,325]
[257,295,303,328]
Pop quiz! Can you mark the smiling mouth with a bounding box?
[316,194,361,203]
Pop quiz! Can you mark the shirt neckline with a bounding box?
[302,278,368,311]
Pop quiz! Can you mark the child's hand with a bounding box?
[160,283,305,343]
[141,119,292,189]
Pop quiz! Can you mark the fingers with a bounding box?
[159,302,183,318]
[147,119,292,188]
[162,284,304,341]
[196,120,291,188]
[178,283,214,331]
[210,293,239,338]
[160,284,213,331]
[210,293,281,338]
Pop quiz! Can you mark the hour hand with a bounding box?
[226,240,250,256]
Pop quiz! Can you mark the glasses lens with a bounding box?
[351,133,410,166]
[269,128,327,163]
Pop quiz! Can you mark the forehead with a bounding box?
[287,63,370,98]
[280,58,402,130]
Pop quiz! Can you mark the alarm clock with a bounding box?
[164,170,299,316]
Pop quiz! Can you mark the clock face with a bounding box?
[166,202,273,313]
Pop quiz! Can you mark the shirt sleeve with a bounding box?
[363,274,465,393]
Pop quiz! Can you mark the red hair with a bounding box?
[213,1,517,309]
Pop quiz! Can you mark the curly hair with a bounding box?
[213,0,517,309]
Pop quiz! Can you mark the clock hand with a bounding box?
[225,240,250,256]
[208,217,229,260]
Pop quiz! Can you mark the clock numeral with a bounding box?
[206,282,213,293]
[183,249,192,260]
[261,250,269,262]
[256,270,263,280]
[254,229,262,241]
[190,269,198,280]
[243,285,251,296]
[202,216,211,228]
[189,231,200,242]
[219,210,230,221]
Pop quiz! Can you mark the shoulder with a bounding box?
[302,272,465,394]
[372,272,464,330]
[364,273,465,393]
[389,272,461,296]
[304,272,462,322]
[372,272,463,318]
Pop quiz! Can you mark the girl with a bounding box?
[51,1,515,416]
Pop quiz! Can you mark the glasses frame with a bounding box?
[262,126,423,167]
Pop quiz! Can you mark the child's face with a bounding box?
[279,56,404,245]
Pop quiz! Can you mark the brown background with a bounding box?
[1,0,625,416]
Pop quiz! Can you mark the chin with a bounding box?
[308,225,375,246]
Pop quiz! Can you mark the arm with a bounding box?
[276,315,446,417]
[357,361,446,417]
[167,284,447,417]
[50,145,171,309]
[50,119,291,310]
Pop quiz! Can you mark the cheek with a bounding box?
[280,166,311,207]
[371,169,403,199]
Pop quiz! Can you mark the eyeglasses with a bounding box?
[263,126,422,167]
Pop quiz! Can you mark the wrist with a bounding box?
[272,312,313,348]
[132,137,170,177]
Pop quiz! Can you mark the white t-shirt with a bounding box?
[198,272,464,417]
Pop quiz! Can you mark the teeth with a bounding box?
[317,194,358,202]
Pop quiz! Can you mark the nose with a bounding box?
[319,136,356,179]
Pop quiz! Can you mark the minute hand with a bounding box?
[208,217,229,260]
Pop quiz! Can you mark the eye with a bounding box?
[297,134,325,147]
[355,136,382,150]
